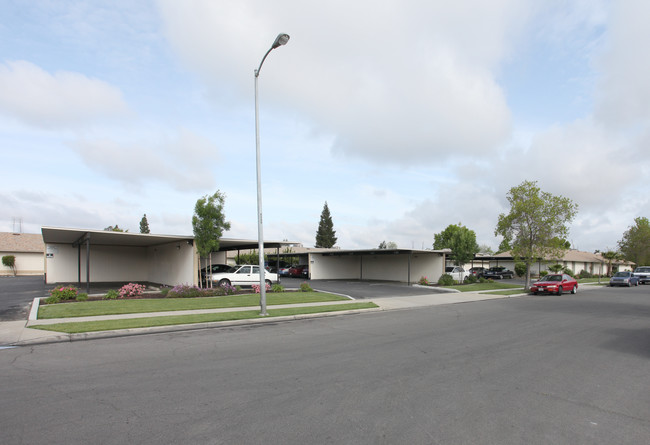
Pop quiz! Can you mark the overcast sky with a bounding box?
[1,0,649,252]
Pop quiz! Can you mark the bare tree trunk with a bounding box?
[208,252,213,288]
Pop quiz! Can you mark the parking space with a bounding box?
[280,277,452,299]
[0,276,45,321]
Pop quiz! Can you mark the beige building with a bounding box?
[0,232,44,276]
[490,250,634,276]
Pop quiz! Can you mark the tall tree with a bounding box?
[315,201,337,248]
[600,249,623,276]
[433,223,479,266]
[618,216,650,266]
[495,180,578,290]
[192,191,231,287]
[139,214,150,234]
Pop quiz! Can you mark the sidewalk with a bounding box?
[0,290,527,347]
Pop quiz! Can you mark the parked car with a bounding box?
[632,266,650,284]
[199,264,231,281]
[212,265,279,287]
[483,266,515,280]
[444,266,466,282]
[530,274,578,295]
[609,271,639,287]
[289,265,308,278]
[278,267,291,277]
[468,267,486,278]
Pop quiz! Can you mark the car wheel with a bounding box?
[533,291,538,295]
[265,279,272,287]
[627,282,632,287]
[218,279,231,287]
[557,286,563,296]
[571,285,577,294]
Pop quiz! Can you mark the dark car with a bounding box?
[289,265,308,278]
[468,267,486,278]
[610,271,639,287]
[483,266,514,280]
[530,274,578,295]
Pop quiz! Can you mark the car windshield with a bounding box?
[635,267,650,272]
[614,272,630,277]
[545,275,562,281]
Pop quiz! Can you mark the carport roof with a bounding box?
[41,226,289,250]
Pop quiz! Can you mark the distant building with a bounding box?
[0,232,44,276]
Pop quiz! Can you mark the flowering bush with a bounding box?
[418,276,430,285]
[252,283,271,294]
[50,286,78,301]
[118,283,146,298]
[167,284,202,298]
[300,282,313,292]
[219,283,237,295]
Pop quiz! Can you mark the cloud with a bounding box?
[69,128,217,192]
[0,60,130,128]
[157,0,535,164]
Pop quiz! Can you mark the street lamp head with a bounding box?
[272,33,290,49]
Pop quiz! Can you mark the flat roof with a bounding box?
[41,227,290,251]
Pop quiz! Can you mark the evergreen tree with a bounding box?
[139,214,150,234]
[315,201,337,248]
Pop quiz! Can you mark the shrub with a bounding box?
[160,287,170,296]
[300,282,313,292]
[271,284,284,293]
[464,275,478,284]
[252,283,271,294]
[514,262,527,277]
[563,268,575,277]
[2,255,16,276]
[119,283,146,298]
[418,276,430,285]
[437,274,454,286]
[104,289,119,300]
[478,277,488,283]
[167,284,202,298]
[44,295,60,304]
[539,270,548,277]
[548,264,563,273]
[76,293,88,302]
[578,270,594,279]
[50,286,78,301]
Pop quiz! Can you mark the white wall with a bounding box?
[45,241,197,286]
[311,252,444,283]
[0,251,43,276]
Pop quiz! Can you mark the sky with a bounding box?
[1,0,649,253]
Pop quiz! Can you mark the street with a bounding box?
[1,284,649,444]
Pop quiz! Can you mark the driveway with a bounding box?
[280,277,453,299]
[0,276,45,321]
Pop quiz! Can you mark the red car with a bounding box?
[289,265,308,278]
[530,274,578,295]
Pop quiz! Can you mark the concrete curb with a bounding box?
[10,306,383,346]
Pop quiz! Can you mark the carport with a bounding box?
[42,227,197,292]
[273,248,447,284]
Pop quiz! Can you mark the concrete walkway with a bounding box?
[0,289,535,347]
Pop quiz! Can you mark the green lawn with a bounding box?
[38,292,348,319]
[30,302,378,334]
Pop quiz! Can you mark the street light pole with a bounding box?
[254,33,290,316]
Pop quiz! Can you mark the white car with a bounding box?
[212,265,279,287]
[445,266,466,282]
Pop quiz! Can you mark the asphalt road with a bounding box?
[0,276,45,321]
[2,284,649,444]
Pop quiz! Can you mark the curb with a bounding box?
[11,306,382,346]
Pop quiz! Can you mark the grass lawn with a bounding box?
[38,292,349,319]
[447,282,523,292]
[30,302,378,334]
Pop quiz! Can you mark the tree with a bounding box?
[104,225,127,232]
[478,244,494,255]
[601,249,623,276]
[2,255,16,276]
[139,214,150,234]
[315,202,337,248]
[378,241,398,249]
[433,223,480,266]
[618,217,650,266]
[192,191,231,288]
[496,237,511,254]
[495,180,578,290]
